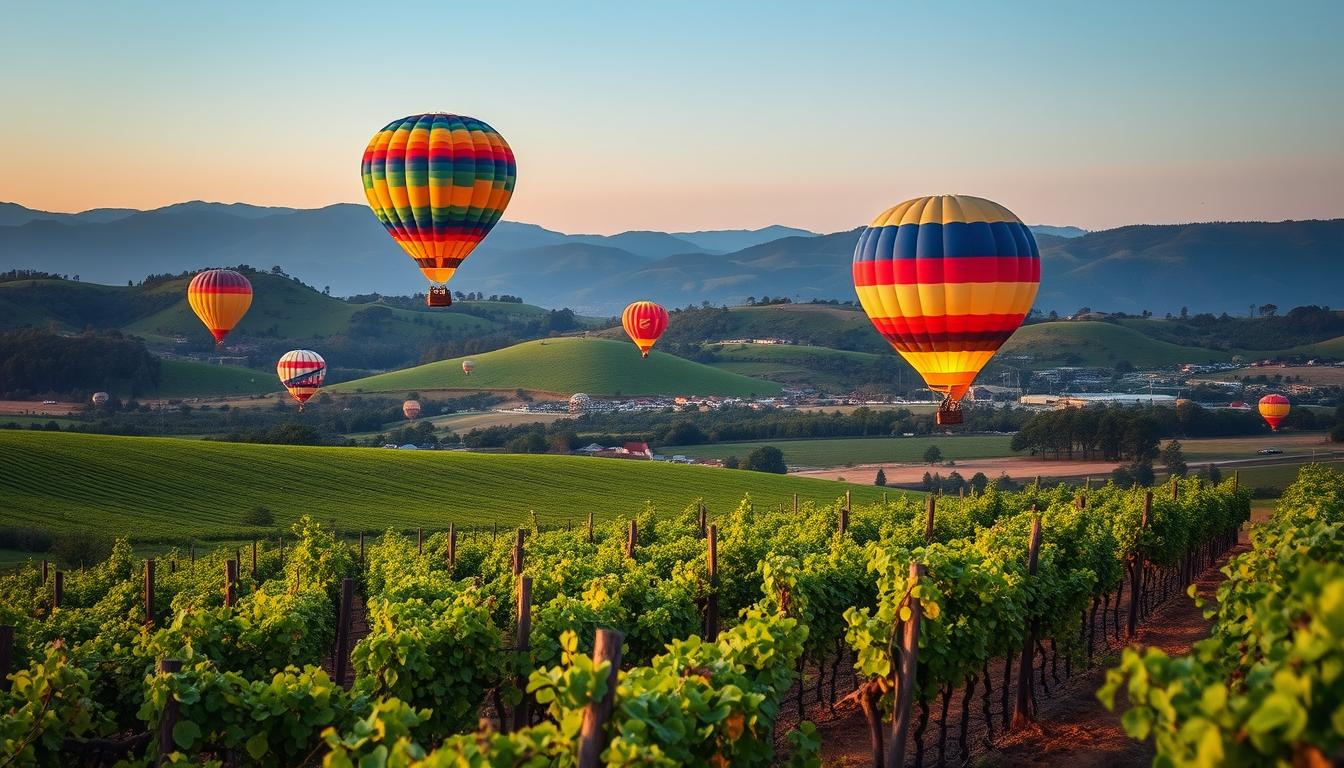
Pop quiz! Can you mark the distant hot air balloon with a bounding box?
[1258,394,1290,431]
[91,392,110,406]
[853,195,1040,425]
[622,301,669,358]
[403,400,422,420]
[277,350,326,411]
[462,359,476,375]
[187,269,252,344]
[361,113,517,307]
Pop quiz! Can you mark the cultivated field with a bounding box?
[1210,364,1344,387]
[663,434,1016,466]
[0,431,894,542]
[333,336,781,397]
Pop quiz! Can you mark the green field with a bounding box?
[1225,459,1344,494]
[334,337,783,397]
[147,359,278,398]
[0,431,892,542]
[1172,434,1342,463]
[1000,322,1239,369]
[662,435,1018,467]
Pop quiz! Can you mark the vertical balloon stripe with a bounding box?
[363,113,516,286]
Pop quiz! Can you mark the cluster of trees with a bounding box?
[1111,305,1344,351]
[0,329,161,399]
[1010,407,1162,462]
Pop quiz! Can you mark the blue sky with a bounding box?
[2,1,1341,233]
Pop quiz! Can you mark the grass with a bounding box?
[333,337,783,397]
[0,431,895,542]
[662,435,1018,467]
[1000,322,1239,369]
[147,359,279,398]
[1229,459,1344,494]
[1172,434,1341,463]
[1209,365,1344,387]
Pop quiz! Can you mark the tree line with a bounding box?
[0,329,161,399]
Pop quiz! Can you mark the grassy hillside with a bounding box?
[663,435,1017,467]
[150,359,278,398]
[124,273,495,341]
[1001,322,1238,368]
[0,431,893,541]
[333,337,782,397]
[705,342,886,390]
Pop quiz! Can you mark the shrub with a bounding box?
[241,506,275,526]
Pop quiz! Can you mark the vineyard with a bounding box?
[6,468,1342,767]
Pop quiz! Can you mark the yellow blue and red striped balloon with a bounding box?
[361,113,517,288]
[853,195,1039,414]
[187,269,252,344]
[277,350,326,410]
[1258,394,1290,431]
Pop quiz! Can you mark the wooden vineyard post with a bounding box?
[225,560,237,607]
[251,540,258,579]
[1129,492,1150,639]
[190,543,195,564]
[577,628,624,768]
[447,523,457,570]
[359,532,365,564]
[53,571,63,608]
[626,520,637,559]
[511,576,534,732]
[1077,493,1087,510]
[154,659,182,767]
[417,527,424,555]
[846,489,852,513]
[41,559,48,585]
[698,503,706,537]
[839,496,850,535]
[333,578,354,689]
[144,559,155,626]
[1173,478,1179,501]
[706,525,719,641]
[1013,512,1043,729]
[925,495,936,543]
[0,624,13,692]
[883,490,888,504]
[513,529,525,576]
[234,548,241,577]
[169,558,176,574]
[888,561,926,768]
[586,511,594,544]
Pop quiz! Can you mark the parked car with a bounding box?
[1257,448,1283,455]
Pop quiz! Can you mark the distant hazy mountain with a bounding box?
[3,201,1339,315]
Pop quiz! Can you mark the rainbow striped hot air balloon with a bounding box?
[853,195,1040,425]
[187,269,252,344]
[1258,394,1290,431]
[277,350,326,411]
[362,114,517,307]
[622,301,669,358]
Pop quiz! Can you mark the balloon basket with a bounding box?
[936,399,964,426]
[427,286,452,307]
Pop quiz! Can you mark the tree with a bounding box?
[921,471,934,491]
[923,445,943,464]
[1161,440,1188,477]
[664,421,708,446]
[723,455,740,469]
[744,446,787,474]
[874,468,887,487]
[1199,463,1223,484]
[1258,303,1278,317]
[241,506,274,526]
[1331,422,1344,444]
[970,472,989,494]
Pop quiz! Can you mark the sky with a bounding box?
[2,1,1342,234]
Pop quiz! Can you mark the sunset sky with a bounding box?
[2,1,1341,234]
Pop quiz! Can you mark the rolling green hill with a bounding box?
[150,359,278,398]
[1000,322,1239,368]
[705,342,886,390]
[663,435,1017,467]
[0,431,890,541]
[333,337,782,396]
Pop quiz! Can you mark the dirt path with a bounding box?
[776,530,1250,767]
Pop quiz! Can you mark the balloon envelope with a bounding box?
[361,113,517,288]
[853,195,1039,409]
[187,269,252,343]
[402,400,422,420]
[277,350,326,406]
[462,359,476,375]
[1258,394,1290,430]
[91,392,109,405]
[622,301,669,358]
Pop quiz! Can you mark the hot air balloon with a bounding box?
[462,359,476,375]
[277,350,326,411]
[187,269,252,344]
[91,392,110,406]
[403,400,422,420]
[1258,394,1290,431]
[622,301,669,358]
[361,113,517,307]
[853,195,1040,425]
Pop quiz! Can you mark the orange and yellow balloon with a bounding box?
[187,269,252,344]
[402,400,422,420]
[361,114,517,305]
[1258,394,1290,431]
[277,350,326,411]
[853,195,1039,424]
[622,301,669,358]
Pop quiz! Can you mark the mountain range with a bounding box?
[1,201,1340,315]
